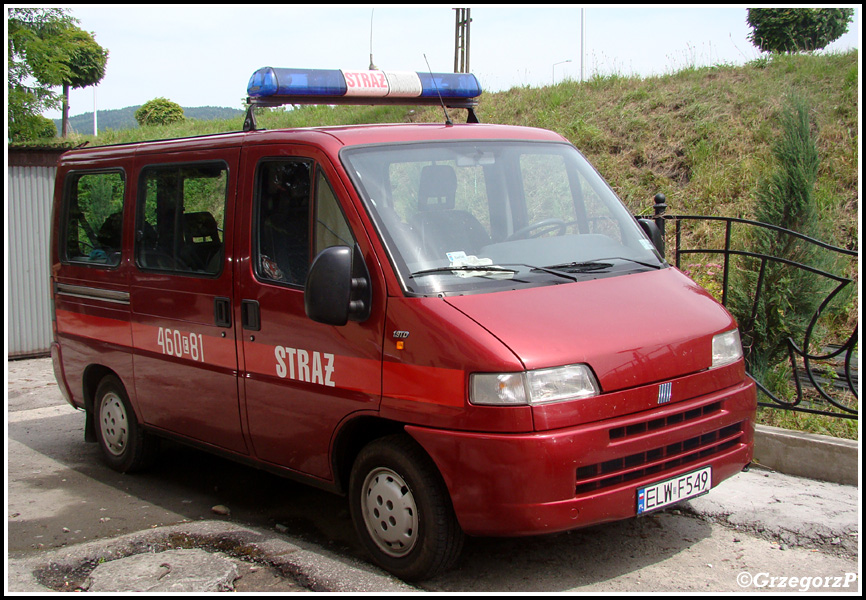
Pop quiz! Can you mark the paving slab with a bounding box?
[87,548,238,592]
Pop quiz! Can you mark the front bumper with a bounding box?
[407,377,756,536]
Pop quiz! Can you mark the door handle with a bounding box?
[241,299,261,331]
[214,297,232,328]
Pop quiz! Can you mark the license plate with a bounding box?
[637,466,712,514]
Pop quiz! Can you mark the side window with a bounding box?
[581,178,624,243]
[256,160,312,285]
[62,171,125,266]
[314,168,355,256]
[136,163,228,275]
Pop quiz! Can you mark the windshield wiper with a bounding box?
[544,257,663,272]
[411,264,581,283]
[409,265,519,278]
[542,261,614,273]
[517,264,579,281]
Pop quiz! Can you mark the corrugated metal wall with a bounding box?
[8,164,56,357]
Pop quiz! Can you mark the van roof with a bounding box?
[57,123,568,164]
[310,122,567,146]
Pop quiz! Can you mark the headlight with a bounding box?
[471,364,600,406]
[712,329,743,368]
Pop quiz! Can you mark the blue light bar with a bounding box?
[417,73,482,98]
[248,67,347,97]
[247,67,482,102]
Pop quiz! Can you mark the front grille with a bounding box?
[575,422,743,495]
[608,401,722,440]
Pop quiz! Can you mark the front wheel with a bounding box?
[349,435,464,581]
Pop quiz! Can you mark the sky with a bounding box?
[23,5,863,120]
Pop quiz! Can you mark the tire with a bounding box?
[349,434,464,581]
[93,375,153,473]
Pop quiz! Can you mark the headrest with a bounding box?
[183,212,219,241]
[418,164,457,210]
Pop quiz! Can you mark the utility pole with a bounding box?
[454,8,471,73]
[580,8,586,81]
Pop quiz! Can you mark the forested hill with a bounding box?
[54,105,245,135]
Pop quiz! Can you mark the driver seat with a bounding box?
[411,165,490,257]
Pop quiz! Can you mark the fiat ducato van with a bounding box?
[50,67,756,580]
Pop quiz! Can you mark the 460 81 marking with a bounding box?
[157,327,205,362]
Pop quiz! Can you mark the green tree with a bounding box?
[7,8,75,141]
[728,95,842,382]
[32,114,58,139]
[135,98,186,126]
[747,8,854,53]
[8,8,108,140]
[34,26,109,137]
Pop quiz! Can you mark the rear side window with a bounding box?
[62,170,126,266]
[136,163,228,275]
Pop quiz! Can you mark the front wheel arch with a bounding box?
[330,415,406,494]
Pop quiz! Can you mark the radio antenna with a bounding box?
[424,54,452,126]
[369,9,377,70]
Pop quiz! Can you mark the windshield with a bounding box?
[341,140,665,296]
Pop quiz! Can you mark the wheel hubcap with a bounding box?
[99,392,128,456]
[361,467,419,557]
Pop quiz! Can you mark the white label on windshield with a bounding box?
[640,239,656,250]
[449,254,514,279]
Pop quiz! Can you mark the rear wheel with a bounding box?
[94,375,153,473]
[349,434,464,581]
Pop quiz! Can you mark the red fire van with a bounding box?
[50,67,756,580]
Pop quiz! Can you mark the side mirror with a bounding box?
[304,244,372,326]
[638,218,665,255]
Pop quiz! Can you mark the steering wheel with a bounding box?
[507,218,567,241]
